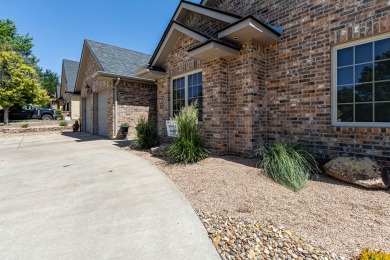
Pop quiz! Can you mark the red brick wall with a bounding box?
[211,0,390,162]
[156,0,390,162]
[116,81,157,139]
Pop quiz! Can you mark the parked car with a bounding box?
[0,104,57,122]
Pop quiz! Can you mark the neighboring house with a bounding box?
[60,59,81,119]
[74,39,156,138]
[135,0,390,163]
[51,85,62,110]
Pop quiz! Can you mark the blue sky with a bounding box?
[0,0,198,75]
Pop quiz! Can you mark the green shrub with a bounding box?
[120,122,130,127]
[256,141,320,192]
[130,117,159,149]
[56,109,62,119]
[355,249,390,260]
[21,123,29,128]
[168,103,210,164]
[59,121,68,126]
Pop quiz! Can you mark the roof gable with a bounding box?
[62,59,80,93]
[150,21,211,67]
[85,40,151,78]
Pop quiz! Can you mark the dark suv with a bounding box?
[0,104,57,122]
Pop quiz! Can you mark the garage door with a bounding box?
[85,97,92,134]
[97,91,108,137]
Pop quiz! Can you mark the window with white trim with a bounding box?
[171,71,203,120]
[333,34,390,126]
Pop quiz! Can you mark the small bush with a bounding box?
[355,249,390,260]
[168,103,210,164]
[56,109,62,119]
[120,122,129,127]
[130,117,159,149]
[21,123,29,128]
[256,141,320,192]
[59,121,68,126]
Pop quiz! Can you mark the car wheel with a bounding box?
[41,114,53,120]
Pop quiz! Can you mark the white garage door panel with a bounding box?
[85,97,92,134]
[97,91,108,137]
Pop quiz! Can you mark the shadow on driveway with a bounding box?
[61,131,132,148]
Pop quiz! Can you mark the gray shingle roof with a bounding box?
[56,85,61,98]
[63,59,80,92]
[86,40,151,77]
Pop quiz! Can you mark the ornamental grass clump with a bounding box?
[168,103,210,164]
[130,117,159,149]
[257,141,320,192]
[355,249,390,260]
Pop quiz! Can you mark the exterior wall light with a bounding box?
[85,84,92,95]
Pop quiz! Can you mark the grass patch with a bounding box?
[21,123,29,128]
[256,141,320,192]
[168,103,210,164]
[59,121,69,126]
[130,117,159,149]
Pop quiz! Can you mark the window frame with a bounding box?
[170,69,203,119]
[331,32,390,128]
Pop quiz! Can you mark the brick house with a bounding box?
[60,59,80,119]
[74,40,157,139]
[136,0,390,162]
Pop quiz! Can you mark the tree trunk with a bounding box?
[4,106,9,125]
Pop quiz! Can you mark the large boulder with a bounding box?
[323,157,388,190]
[150,144,170,157]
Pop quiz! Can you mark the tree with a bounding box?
[0,19,37,64]
[0,50,50,124]
[39,69,59,98]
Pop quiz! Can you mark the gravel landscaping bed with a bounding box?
[198,211,344,260]
[128,149,390,258]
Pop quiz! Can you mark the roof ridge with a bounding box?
[85,39,152,56]
[63,59,79,64]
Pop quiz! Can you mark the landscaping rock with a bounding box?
[150,144,170,157]
[197,211,345,260]
[324,157,388,190]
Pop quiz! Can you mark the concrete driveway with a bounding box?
[0,133,220,260]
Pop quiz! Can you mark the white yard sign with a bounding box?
[166,120,179,137]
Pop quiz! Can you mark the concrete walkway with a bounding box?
[0,133,220,260]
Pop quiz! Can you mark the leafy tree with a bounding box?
[39,69,59,98]
[0,50,50,124]
[0,19,37,64]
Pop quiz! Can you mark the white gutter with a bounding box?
[91,71,155,84]
[114,78,120,139]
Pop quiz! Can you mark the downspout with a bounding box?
[114,78,120,138]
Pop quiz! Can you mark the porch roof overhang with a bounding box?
[188,40,240,61]
[217,16,282,46]
[150,21,210,68]
[134,66,166,80]
[92,71,156,84]
[145,2,283,75]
